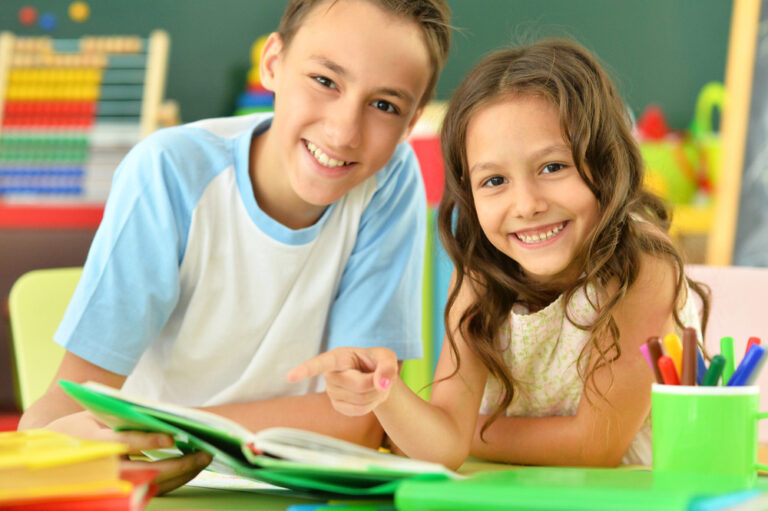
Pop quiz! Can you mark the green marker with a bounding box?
[721,336,735,384]
[702,354,725,386]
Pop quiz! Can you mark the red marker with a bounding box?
[745,337,761,356]
[658,355,681,385]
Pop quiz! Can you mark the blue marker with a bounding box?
[696,346,707,386]
[727,345,766,386]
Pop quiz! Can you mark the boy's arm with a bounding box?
[470,253,676,466]
[203,393,385,448]
[19,351,212,495]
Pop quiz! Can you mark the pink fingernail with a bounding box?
[379,378,390,389]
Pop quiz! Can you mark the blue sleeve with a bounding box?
[325,143,426,360]
[54,128,222,374]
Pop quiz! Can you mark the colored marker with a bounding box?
[645,336,665,384]
[663,333,683,377]
[727,345,766,386]
[696,346,707,386]
[702,354,725,386]
[658,355,680,385]
[747,351,768,386]
[639,344,654,371]
[745,337,762,356]
[681,327,698,386]
[721,336,735,385]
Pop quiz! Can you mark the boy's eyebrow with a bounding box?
[310,55,415,104]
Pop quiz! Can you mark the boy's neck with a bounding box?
[249,128,327,230]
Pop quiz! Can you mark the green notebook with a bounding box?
[58,380,458,496]
[395,467,768,511]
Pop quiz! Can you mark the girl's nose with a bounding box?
[511,181,547,218]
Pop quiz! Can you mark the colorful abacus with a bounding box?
[0,30,169,203]
[234,35,273,116]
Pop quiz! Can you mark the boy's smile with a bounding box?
[466,94,600,284]
[252,0,430,230]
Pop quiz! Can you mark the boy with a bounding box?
[19,0,451,493]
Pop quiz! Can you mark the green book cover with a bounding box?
[395,467,767,511]
[58,380,457,496]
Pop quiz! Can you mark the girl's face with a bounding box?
[466,94,600,284]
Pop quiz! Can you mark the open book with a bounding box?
[59,380,459,496]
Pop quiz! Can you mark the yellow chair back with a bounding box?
[8,267,82,411]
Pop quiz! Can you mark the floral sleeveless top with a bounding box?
[479,283,702,466]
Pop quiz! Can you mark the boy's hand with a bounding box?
[287,347,398,416]
[46,411,212,495]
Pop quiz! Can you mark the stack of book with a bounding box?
[0,429,156,510]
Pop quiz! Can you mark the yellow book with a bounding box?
[0,429,128,499]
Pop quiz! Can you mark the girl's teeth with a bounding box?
[305,141,349,168]
[516,223,565,243]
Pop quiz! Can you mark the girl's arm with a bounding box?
[472,252,677,466]
[288,272,489,469]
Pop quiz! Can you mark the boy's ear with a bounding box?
[259,32,284,93]
[401,106,425,142]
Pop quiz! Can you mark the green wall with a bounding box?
[1,0,732,129]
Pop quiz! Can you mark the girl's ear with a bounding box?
[259,32,284,93]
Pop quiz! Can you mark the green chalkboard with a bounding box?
[0,0,732,128]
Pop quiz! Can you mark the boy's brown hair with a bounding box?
[277,0,451,108]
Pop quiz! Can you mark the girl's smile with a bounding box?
[511,220,568,246]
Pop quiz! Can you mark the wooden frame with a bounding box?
[706,0,762,265]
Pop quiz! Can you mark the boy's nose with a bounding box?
[324,101,363,149]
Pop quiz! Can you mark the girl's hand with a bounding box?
[287,347,398,416]
[46,410,212,495]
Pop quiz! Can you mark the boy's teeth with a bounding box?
[305,141,349,168]
[515,223,565,244]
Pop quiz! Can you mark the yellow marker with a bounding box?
[69,1,90,22]
[663,333,683,377]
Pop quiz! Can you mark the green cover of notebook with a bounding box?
[395,467,768,511]
[58,380,458,496]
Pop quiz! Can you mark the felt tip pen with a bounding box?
[645,336,665,384]
[720,336,735,385]
[727,344,766,386]
[745,337,762,356]
[696,346,707,386]
[681,327,698,386]
[658,355,681,385]
[663,333,683,377]
[702,354,725,386]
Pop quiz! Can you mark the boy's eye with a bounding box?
[371,99,399,115]
[542,163,566,174]
[313,75,337,89]
[482,175,507,188]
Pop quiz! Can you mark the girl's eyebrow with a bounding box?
[309,55,415,104]
[530,143,571,160]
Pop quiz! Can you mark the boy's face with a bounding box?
[260,0,431,210]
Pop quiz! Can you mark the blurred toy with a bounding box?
[638,82,723,206]
[234,35,274,116]
[18,7,37,26]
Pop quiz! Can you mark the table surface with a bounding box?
[148,451,768,511]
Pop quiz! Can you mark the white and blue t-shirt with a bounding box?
[55,113,426,406]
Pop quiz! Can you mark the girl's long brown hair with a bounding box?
[437,39,710,437]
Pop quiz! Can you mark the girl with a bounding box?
[288,39,709,469]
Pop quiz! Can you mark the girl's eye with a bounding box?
[371,99,399,115]
[313,75,337,89]
[542,163,566,174]
[482,176,507,188]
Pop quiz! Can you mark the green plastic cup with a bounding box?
[652,383,768,482]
